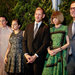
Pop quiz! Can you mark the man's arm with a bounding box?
[35,26,51,56]
[22,26,28,53]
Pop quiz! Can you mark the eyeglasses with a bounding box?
[70,7,75,10]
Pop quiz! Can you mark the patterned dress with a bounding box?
[5,31,24,73]
[42,25,67,75]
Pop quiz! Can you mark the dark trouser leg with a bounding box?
[67,57,75,75]
[25,63,34,75]
[7,72,24,75]
[33,63,44,75]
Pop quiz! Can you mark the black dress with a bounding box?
[5,31,24,73]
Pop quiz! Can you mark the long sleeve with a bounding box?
[35,26,51,56]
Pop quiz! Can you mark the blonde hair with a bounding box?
[70,1,75,8]
[51,11,64,24]
[35,7,45,14]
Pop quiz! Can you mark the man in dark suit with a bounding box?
[67,1,75,75]
[23,7,50,75]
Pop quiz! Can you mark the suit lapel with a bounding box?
[30,23,34,41]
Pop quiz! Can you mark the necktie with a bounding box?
[34,23,38,38]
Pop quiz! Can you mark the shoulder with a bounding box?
[61,25,67,27]
[7,26,12,33]
[22,30,25,37]
[42,23,49,29]
[25,23,34,30]
[50,27,54,32]
[61,25,68,30]
[61,25,68,34]
[7,25,11,29]
[26,23,34,28]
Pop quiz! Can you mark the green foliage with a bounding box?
[0,0,17,26]
[0,0,74,29]
[59,0,75,25]
[11,0,52,30]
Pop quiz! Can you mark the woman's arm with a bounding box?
[47,35,70,56]
[4,42,11,64]
[56,35,69,52]
[23,30,25,37]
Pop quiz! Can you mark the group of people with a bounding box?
[0,1,75,75]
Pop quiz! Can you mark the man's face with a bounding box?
[70,3,75,18]
[0,17,7,27]
[34,9,45,23]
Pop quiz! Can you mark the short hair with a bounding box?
[0,16,7,21]
[35,7,45,14]
[51,11,64,24]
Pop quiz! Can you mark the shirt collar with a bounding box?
[34,21,42,28]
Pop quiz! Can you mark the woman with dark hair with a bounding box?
[4,19,25,75]
[42,11,69,75]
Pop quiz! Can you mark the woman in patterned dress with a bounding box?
[42,11,69,75]
[4,19,25,75]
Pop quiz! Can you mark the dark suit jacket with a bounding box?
[68,23,72,40]
[23,22,50,64]
[67,22,75,62]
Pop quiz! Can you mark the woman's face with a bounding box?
[53,17,59,25]
[11,21,20,30]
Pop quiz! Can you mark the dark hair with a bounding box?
[0,15,8,21]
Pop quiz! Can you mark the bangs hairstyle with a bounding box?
[51,11,64,24]
[35,7,45,14]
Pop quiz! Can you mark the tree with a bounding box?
[0,0,17,25]
[0,0,74,28]
[59,0,75,25]
[11,0,52,30]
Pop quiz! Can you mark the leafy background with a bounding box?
[0,0,74,30]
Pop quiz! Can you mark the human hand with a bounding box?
[29,55,37,63]
[4,56,8,64]
[47,47,57,56]
[24,54,32,63]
